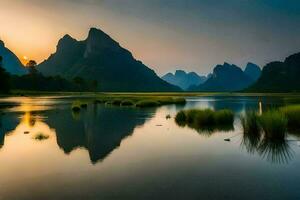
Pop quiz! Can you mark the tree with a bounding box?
[26,60,38,75]
[0,56,11,93]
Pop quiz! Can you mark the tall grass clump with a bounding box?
[175,110,187,126]
[280,105,300,130]
[214,109,234,125]
[175,108,234,132]
[241,111,261,135]
[259,110,287,140]
[135,100,160,108]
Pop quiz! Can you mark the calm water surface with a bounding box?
[0,95,300,200]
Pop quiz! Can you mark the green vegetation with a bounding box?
[241,105,300,141]
[175,108,234,132]
[93,95,186,108]
[72,101,88,112]
[259,110,288,140]
[34,133,50,141]
[135,100,160,108]
[121,100,134,106]
[241,111,260,135]
[280,105,300,130]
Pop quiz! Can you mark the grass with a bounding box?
[280,105,300,130]
[175,108,234,132]
[241,111,261,135]
[72,101,88,112]
[135,100,160,108]
[121,100,134,106]
[34,133,49,141]
[175,110,187,127]
[259,110,288,140]
[93,95,186,108]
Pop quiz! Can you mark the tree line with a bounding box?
[0,56,99,94]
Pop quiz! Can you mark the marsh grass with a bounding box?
[280,105,300,130]
[121,100,134,106]
[241,111,261,135]
[175,110,186,127]
[34,133,49,141]
[259,110,287,140]
[258,138,293,164]
[175,108,234,132]
[135,100,160,108]
[94,96,186,108]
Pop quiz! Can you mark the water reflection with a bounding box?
[241,126,295,164]
[45,104,155,163]
[0,102,156,164]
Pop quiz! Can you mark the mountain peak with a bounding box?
[0,40,4,47]
[244,62,261,81]
[84,27,122,57]
[175,70,187,76]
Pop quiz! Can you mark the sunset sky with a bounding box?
[0,0,300,75]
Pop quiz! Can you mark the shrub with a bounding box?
[259,110,287,140]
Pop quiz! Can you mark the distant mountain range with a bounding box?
[189,62,261,92]
[38,28,180,92]
[0,40,26,75]
[161,70,207,90]
[247,52,300,92]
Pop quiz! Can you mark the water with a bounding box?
[0,95,300,200]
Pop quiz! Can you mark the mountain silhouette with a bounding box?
[0,40,26,75]
[38,28,180,92]
[162,70,207,90]
[190,63,254,92]
[247,52,300,92]
[244,62,261,82]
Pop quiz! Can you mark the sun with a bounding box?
[23,56,28,60]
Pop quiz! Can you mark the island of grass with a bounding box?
[94,95,186,108]
[241,105,300,140]
[34,133,50,141]
[175,108,234,132]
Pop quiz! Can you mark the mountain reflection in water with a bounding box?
[0,104,155,164]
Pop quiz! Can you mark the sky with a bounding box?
[0,0,300,75]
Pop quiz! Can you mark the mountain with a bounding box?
[38,28,180,92]
[0,40,26,75]
[247,52,300,92]
[161,70,207,90]
[244,62,261,81]
[190,63,254,92]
